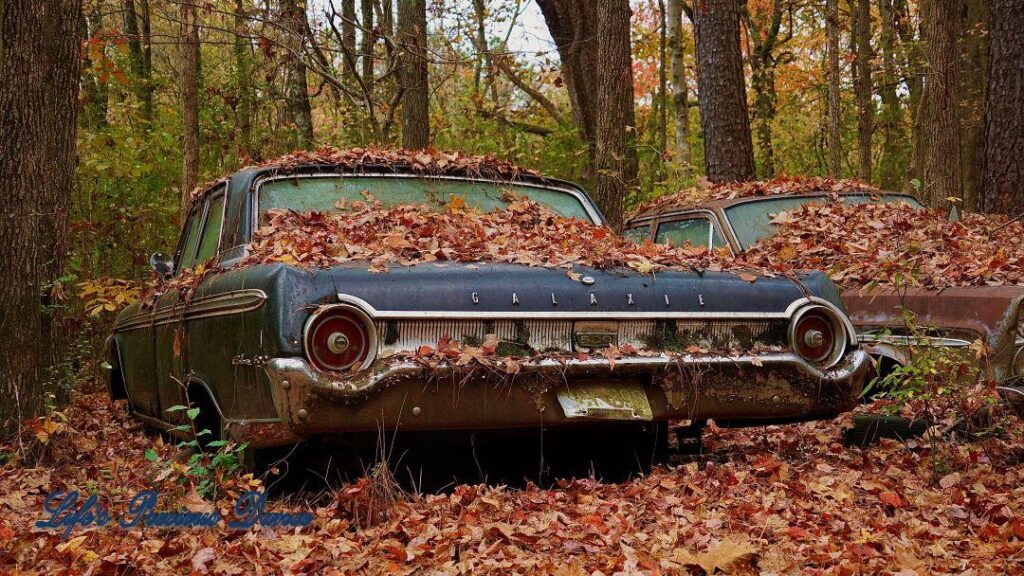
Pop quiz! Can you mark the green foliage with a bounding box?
[161,403,248,499]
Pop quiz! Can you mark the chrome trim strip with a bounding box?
[334,294,856,339]
[265,350,870,399]
[335,292,791,320]
[857,334,973,348]
[250,172,605,235]
[113,289,268,332]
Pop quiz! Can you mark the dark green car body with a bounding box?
[105,163,870,449]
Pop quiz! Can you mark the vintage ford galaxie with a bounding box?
[624,189,1024,417]
[104,156,870,458]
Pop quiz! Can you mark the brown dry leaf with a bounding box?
[674,538,759,574]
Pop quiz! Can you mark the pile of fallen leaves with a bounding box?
[188,147,541,204]
[3,392,1024,574]
[631,176,883,217]
[246,194,740,276]
[738,201,1024,289]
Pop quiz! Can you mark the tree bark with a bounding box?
[919,0,963,206]
[745,0,785,178]
[82,5,109,127]
[180,0,200,205]
[895,0,926,186]
[958,0,988,211]
[398,0,429,148]
[667,0,690,166]
[536,0,600,169]
[657,0,668,157]
[280,0,314,149]
[0,0,82,430]
[591,0,637,229]
[853,0,873,181]
[877,0,904,190]
[122,0,153,122]
[980,0,1024,214]
[234,0,253,158]
[361,0,375,93]
[825,0,843,177]
[693,0,756,182]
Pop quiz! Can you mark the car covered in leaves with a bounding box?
[623,178,1024,416]
[104,151,870,457]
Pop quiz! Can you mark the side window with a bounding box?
[622,225,649,243]
[176,207,202,272]
[655,216,724,249]
[195,193,226,264]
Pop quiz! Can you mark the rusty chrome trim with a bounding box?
[857,333,973,348]
[334,293,793,320]
[113,289,268,332]
[250,172,605,234]
[264,350,870,399]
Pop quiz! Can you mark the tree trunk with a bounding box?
[919,0,963,206]
[667,0,690,165]
[958,0,989,211]
[591,0,637,229]
[82,5,109,127]
[693,0,756,182]
[825,0,843,177]
[344,0,356,63]
[980,0,1024,214]
[281,0,314,149]
[180,0,200,205]
[234,0,253,158]
[398,0,429,148]
[657,0,668,157]
[536,0,600,176]
[877,0,904,190]
[122,0,153,122]
[0,0,82,430]
[895,0,925,186]
[750,60,777,178]
[361,0,375,93]
[853,0,873,181]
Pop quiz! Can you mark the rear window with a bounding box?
[725,194,924,249]
[257,176,597,224]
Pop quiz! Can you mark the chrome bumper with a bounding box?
[264,350,871,434]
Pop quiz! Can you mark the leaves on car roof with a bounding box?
[737,201,1024,289]
[243,193,752,277]
[629,176,883,219]
[188,146,543,204]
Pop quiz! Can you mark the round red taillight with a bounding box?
[789,305,847,367]
[304,305,377,372]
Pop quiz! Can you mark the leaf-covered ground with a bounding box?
[3,393,1023,575]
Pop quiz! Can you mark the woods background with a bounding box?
[0,0,1022,425]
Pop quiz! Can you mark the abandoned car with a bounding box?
[624,188,1024,416]
[104,154,871,457]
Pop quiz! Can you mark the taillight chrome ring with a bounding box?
[788,304,848,369]
[303,304,378,372]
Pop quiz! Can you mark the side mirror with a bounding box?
[150,252,174,278]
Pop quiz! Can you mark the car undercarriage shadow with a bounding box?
[259,422,676,495]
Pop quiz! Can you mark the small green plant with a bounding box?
[161,404,248,498]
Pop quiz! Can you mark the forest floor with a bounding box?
[2,391,1024,575]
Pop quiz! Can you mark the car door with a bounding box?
[154,187,227,424]
[653,212,729,251]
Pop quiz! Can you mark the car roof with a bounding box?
[625,189,921,225]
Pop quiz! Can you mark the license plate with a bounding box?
[556,382,653,421]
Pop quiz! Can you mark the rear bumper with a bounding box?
[261,350,870,439]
